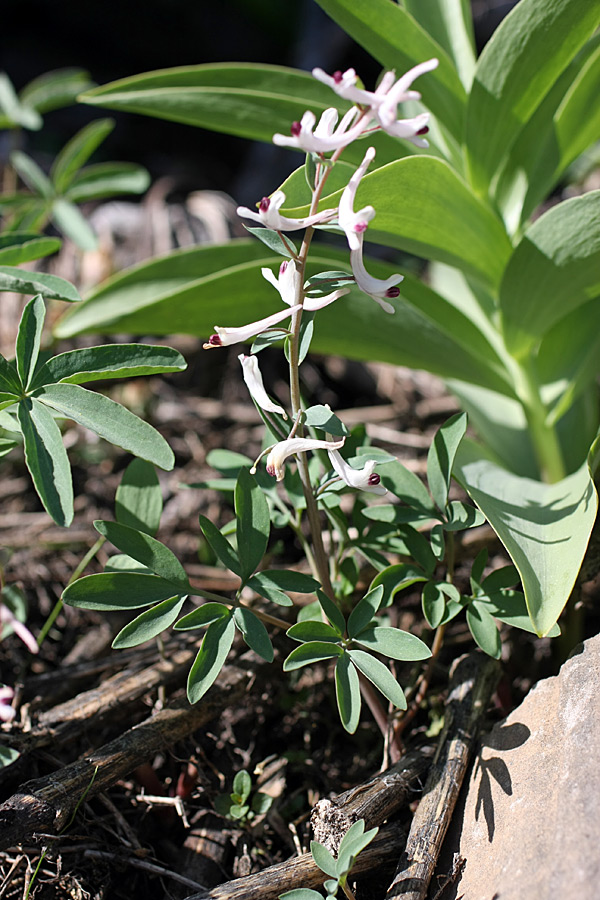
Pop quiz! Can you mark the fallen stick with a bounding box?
[185,822,404,900]
[0,661,255,850]
[311,744,433,853]
[385,651,500,900]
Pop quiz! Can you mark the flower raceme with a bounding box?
[273,107,369,154]
[264,437,346,481]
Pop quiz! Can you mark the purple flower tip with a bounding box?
[368,473,381,485]
[266,464,276,477]
[354,221,369,234]
[291,121,302,136]
[385,286,401,298]
[417,125,429,135]
[279,260,288,275]
[259,197,271,212]
[207,334,222,346]
[333,70,343,84]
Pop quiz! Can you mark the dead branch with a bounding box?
[385,651,500,900]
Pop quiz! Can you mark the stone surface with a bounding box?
[435,633,600,900]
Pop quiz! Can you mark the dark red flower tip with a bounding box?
[333,70,343,84]
[291,121,302,136]
[368,473,381,485]
[207,334,222,346]
[417,125,429,135]
[266,464,276,477]
[385,286,401,298]
[259,197,271,212]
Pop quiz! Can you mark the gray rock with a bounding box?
[435,633,600,900]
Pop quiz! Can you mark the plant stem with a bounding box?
[513,356,566,483]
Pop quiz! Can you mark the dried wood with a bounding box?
[385,652,500,900]
[0,660,256,850]
[185,822,404,900]
[311,744,434,853]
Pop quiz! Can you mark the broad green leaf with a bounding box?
[233,606,274,661]
[309,841,338,879]
[11,150,53,197]
[17,397,73,526]
[315,0,467,142]
[454,438,598,635]
[481,566,519,593]
[500,192,600,357]
[34,382,174,470]
[246,569,319,608]
[466,601,502,658]
[235,468,270,582]
[335,652,361,734]
[317,589,347,635]
[63,571,178,610]
[51,198,98,251]
[93,520,189,589]
[112,594,185,649]
[426,412,467,511]
[51,118,115,193]
[348,649,407,710]
[16,295,45,389]
[198,514,241,577]
[115,458,162,536]
[31,343,186,389]
[379,460,436,514]
[444,500,485,531]
[304,404,349,437]
[187,613,236,704]
[64,161,151,202]
[78,63,405,168]
[402,0,476,89]
[104,554,152,574]
[0,267,81,303]
[19,68,93,115]
[347,585,384,639]
[283,641,343,670]
[52,241,512,396]
[284,157,512,289]
[422,582,446,629]
[175,602,230,630]
[482,589,560,637]
[355,626,432,661]
[287,621,341,643]
[465,0,600,192]
[0,233,61,265]
[233,770,252,802]
[370,563,429,607]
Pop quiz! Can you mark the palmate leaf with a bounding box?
[454,437,598,635]
[34,382,174,470]
[17,397,73,527]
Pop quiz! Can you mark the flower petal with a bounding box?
[266,436,345,481]
[239,354,287,418]
[328,449,388,495]
[203,304,302,349]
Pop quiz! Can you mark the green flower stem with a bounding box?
[512,356,566,483]
[37,535,106,648]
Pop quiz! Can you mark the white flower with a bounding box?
[312,67,382,107]
[203,305,302,349]
[303,287,351,311]
[0,685,16,723]
[239,354,287,418]
[237,190,336,231]
[328,449,387,495]
[265,436,345,481]
[349,245,402,314]
[273,107,370,154]
[261,259,302,307]
[0,602,39,655]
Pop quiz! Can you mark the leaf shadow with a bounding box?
[474,721,530,842]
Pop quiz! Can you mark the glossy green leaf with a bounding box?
[0,233,61,265]
[112,594,185,649]
[287,621,341,643]
[16,295,45,389]
[34,382,174,470]
[17,397,73,526]
[64,161,151,202]
[335,652,361,734]
[11,150,53,197]
[466,601,502,658]
[198,514,241,577]
[465,0,600,192]
[31,343,186,390]
[347,585,384,639]
[174,602,230,631]
[454,438,598,635]
[235,467,270,582]
[187,613,236,704]
[348,649,407,710]
[50,118,115,193]
[315,0,467,142]
[233,606,274,661]
[427,412,467,511]
[93,520,189,589]
[51,198,98,251]
[115,459,162,536]
[500,191,600,357]
[402,0,475,89]
[283,641,343,671]
[355,626,432,661]
[0,266,81,303]
[63,571,178,610]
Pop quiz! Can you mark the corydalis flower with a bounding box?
[328,449,387,496]
[262,259,351,312]
[339,147,403,314]
[265,437,345,481]
[0,685,15,723]
[203,305,301,350]
[0,602,38,655]
[239,354,287,418]
[273,107,368,154]
[237,190,336,232]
